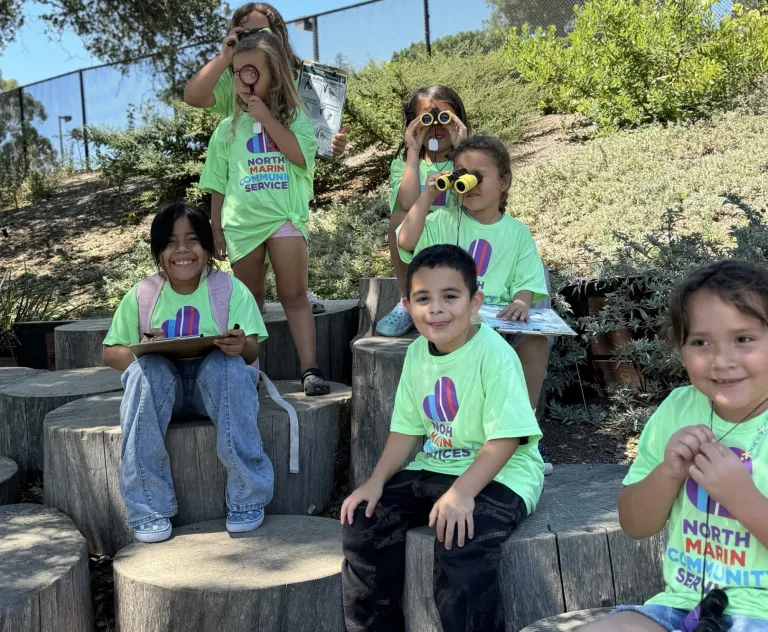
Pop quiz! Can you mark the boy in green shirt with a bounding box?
[341,244,544,632]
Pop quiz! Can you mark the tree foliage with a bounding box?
[486,0,581,33]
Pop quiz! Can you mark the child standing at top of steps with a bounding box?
[198,31,330,396]
[102,202,273,543]
[341,244,544,632]
[375,85,469,338]
[581,259,768,632]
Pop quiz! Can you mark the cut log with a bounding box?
[356,277,402,340]
[0,504,92,632]
[113,515,344,632]
[403,465,665,632]
[0,366,123,476]
[44,381,351,556]
[55,318,112,370]
[0,367,40,388]
[519,609,611,631]
[0,457,19,505]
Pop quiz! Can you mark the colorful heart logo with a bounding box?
[467,239,492,276]
[161,306,201,339]
[422,377,459,422]
[246,130,278,154]
[685,446,753,518]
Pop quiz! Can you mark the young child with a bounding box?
[581,259,768,632]
[376,85,470,337]
[102,202,272,543]
[184,2,349,314]
[397,134,549,410]
[199,32,330,396]
[342,244,544,632]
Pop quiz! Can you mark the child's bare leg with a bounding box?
[231,245,268,313]
[515,335,549,408]
[388,210,409,297]
[578,611,666,631]
[267,236,317,373]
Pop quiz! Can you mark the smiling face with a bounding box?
[680,289,768,422]
[416,97,456,155]
[233,48,273,102]
[159,216,208,293]
[454,149,509,216]
[405,266,483,353]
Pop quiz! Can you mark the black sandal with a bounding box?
[302,367,330,396]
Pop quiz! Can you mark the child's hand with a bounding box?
[140,328,165,344]
[331,125,350,157]
[498,300,530,322]
[213,327,245,357]
[423,171,450,202]
[248,95,271,123]
[429,487,475,550]
[404,117,427,155]
[340,480,383,526]
[220,26,244,62]
[663,425,715,480]
[447,112,468,148]
[690,441,756,510]
[213,228,227,260]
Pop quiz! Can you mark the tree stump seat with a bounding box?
[44,381,351,555]
[0,504,92,632]
[403,465,665,632]
[0,456,19,505]
[113,515,344,632]
[519,608,611,631]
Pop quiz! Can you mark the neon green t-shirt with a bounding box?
[396,211,548,306]
[625,385,768,620]
[389,156,459,215]
[103,274,268,347]
[390,323,544,513]
[198,110,317,265]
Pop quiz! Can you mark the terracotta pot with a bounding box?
[593,359,642,387]
[587,296,633,356]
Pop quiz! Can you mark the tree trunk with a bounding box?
[355,277,401,341]
[55,318,112,369]
[0,456,19,505]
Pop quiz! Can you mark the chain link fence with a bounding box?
[0,0,736,171]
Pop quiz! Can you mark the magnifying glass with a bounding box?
[235,64,262,133]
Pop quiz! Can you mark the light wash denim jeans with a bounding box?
[119,350,274,527]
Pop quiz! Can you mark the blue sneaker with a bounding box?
[375,300,414,337]
[226,508,265,533]
[539,440,554,476]
[133,517,172,543]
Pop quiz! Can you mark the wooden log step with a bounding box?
[0,504,92,632]
[520,609,611,631]
[44,381,351,556]
[402,465,665,632]
[54,299,358,381]
[0,457,19,505]
[0,366,123,476]
[113,515,344,632]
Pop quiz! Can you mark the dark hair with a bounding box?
[150,202,215,269]
[397,85,470,161]
[406,244,479,298]
[666,259,768,347]
[229,3,302,72]
[454,135,511,213]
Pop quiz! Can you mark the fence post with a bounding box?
[18,88,28,172]
[78,70,90,171]
[313,16,320,61]
[423,0,431,55]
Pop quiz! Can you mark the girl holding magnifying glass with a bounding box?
[199,32,330,396]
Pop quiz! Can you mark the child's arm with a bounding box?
[248,97,306,166]
[184,28,241,108]
[429,437,520,550]
[397,173,446,251]
[396,118,428,210]
[340,432,421,525]
[213,329,259,365]
[102,345,136,372]
[619,424,714,538]
[211,192,227,260]
[498,290,534,322]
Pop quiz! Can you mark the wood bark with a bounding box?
[44,381,351,556]
[403,465,666,632]
[0,456,19,505]
[0,504,93,632]
[113,515,344,632]
[54,318,112,370]
[355,277,401,341]
[0,367,123,476]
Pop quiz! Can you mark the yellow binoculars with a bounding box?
[420,107,452,126]
[434,169,483,194]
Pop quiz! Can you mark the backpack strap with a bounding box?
[259,371,300,473]
[136,274,166,339]
[206,270,232,334]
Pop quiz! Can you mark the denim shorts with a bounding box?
[613,604,768,631]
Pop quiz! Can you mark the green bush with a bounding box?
[391,28,508,62]
[508,0,768,130]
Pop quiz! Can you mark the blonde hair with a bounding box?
[230,32,305,140]
[229,2,302,72]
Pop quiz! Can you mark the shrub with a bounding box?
[508,0,768,130]
[0,269,55,356]
[391,28,508,62]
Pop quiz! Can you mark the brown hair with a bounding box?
[666,259,768,347]
[230,32,305,139]
[229,3,302,72]
[453,135,511,213]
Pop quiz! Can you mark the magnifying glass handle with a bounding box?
[249,85,254,96]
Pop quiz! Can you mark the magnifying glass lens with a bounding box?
[238,65,260,86]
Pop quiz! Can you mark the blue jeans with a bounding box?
[119,350,274,527]
[613,604,768,631]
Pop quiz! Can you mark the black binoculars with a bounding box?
[236,27,272,42]
[434,169,483,194]
[420,107,452,126]
[683,588,728,632]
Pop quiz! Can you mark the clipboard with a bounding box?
[129,335,220,360]
[475,306,578,337]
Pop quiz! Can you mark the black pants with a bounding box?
[342,470,527,632]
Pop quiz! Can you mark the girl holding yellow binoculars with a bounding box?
[376,86,470,337]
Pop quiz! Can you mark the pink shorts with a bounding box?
[270,221,302,239]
